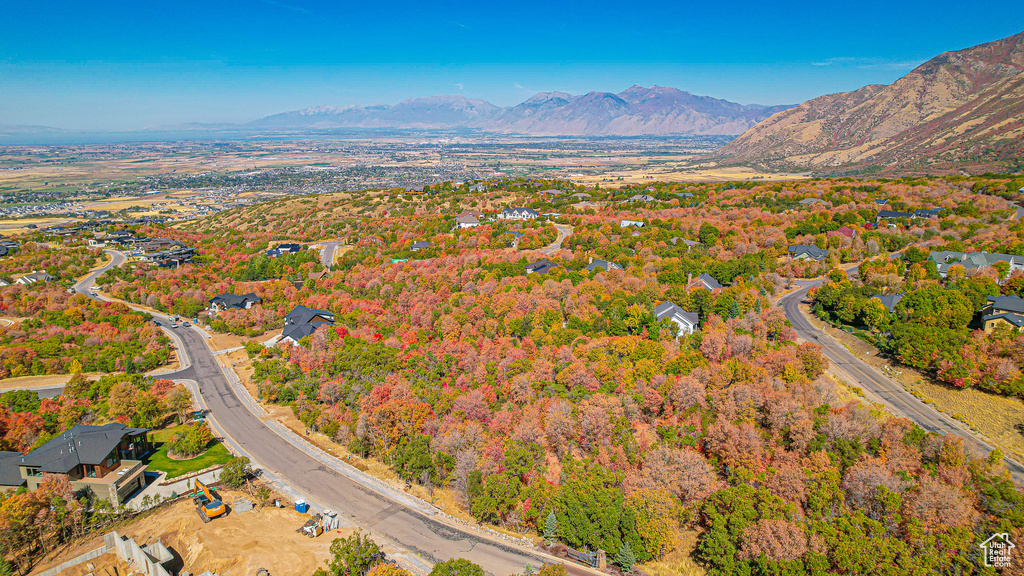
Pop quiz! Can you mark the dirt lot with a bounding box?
[31,490,343,576]
[800,302,1024,463]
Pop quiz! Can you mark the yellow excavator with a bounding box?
[193,479,226,523]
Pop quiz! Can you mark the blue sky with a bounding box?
[1,0,1022,130]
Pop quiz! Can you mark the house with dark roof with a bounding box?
[870,293,904,313]
[267,243,303,258]
[208,292,262,313]
[876,210,914,222]
[982,295,1024,334]
[411,241,432,251]
[913,208,945,219]
[498,208,539,221]
[585,258,623,273]
[654,301,699,336]
[280,305,335,346]
[799,198,828,207]
[0,452,25,491]
[690,273,724,291]
[525,259,559,275]
[17,423,150,505]
[788,245,830,261]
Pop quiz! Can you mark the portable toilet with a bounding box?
[295,500,309,513]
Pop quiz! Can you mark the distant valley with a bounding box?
[251,85,792,137]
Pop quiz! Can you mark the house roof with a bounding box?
[0,452,25,487]
[19,424,148,473]
[695,273,724,290]
[502,207,539,217]
[411,241,431,249]
[988,295,1024,314]
[877,210,913,219]
[282,305,335,343]
[209,292,261,308]
[913,208,944,218]
[586,259,623,273]
[571,193,592,198]
[654,301,699,326]
[799,198,826,205]
[455,214,480,225]
[628,194,655,202]
[827,226,856,238]
[870,293,904,313]
[984,312,1024,328]
[620,220,645,227]
[788,245,829,261]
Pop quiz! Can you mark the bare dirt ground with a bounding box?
[800,302,1024,462]
[30,490,342,576]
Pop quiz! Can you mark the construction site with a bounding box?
[28,483,358,576]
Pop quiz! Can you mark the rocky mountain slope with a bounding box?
[718,30,1024,172]
[251,86,790,136]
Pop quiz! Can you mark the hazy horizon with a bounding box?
[2,1,1023,131]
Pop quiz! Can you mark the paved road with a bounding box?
[74,251,586,576]
[539,224,573,255]
[780,281,1024,484]
[319,240,348,267]
[75,249,126,296]
[160,326,576,575]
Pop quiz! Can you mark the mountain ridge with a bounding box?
[250,85,793,136]
[717,30,1024,173]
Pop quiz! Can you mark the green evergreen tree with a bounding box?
[753,298,762,314]
[544,510,558,541]
[728,300,741,319]
[616,541,636,572]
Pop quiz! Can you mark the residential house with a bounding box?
[690,272,724,291]
[626,194,656,203]
[525,259,558,275]
[208,292,262,313]
[571,193,592,199]
[675,192,694,198]
[788,245,830,261]
[455,214,481,229]
[870,293,904,313]
[0,452,25,491]
[267,243,303,258]
[620,220,645,228]
[654,301,700,336]
[913,208,944,219]
[14,270,55,285]
[928,251,1024,279]
[876,210,914,222]
[539,189,562,197]
[873,199,890,206]
[827,226,857,240]
[17,423,150,506]
[498,208,539,221]
[0,279,9,288]
[982,295,1024,334]
[585,258,623,273]
[280,305,335,346]
[411,241,431,251]
[503,231,524,247]
[799,198,828,207]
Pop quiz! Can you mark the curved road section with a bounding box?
[75,251,581,576]
[780,282,1024,484]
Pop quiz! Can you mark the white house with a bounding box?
[499,208,539,221]
[455,214,481,229]
[14,270,54,285]
[620,220,645,228]
[654,301,699,336]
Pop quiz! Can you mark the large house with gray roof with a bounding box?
[654,301,699,336]
[280,305,335,346]
[17,423,150,505]
[983,295,1024,334]
[498,207,539,221]
[928,251,1024,279]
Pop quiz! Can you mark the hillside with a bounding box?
[718,30,1024,173]
[251,85,791,136]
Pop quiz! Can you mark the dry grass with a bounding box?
[642,531,706,576]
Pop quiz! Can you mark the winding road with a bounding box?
[780,280,1024,484]
[73,250,591,576]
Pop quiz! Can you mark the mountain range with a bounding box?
[718,30,1024,173]
[251,85,793,136]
